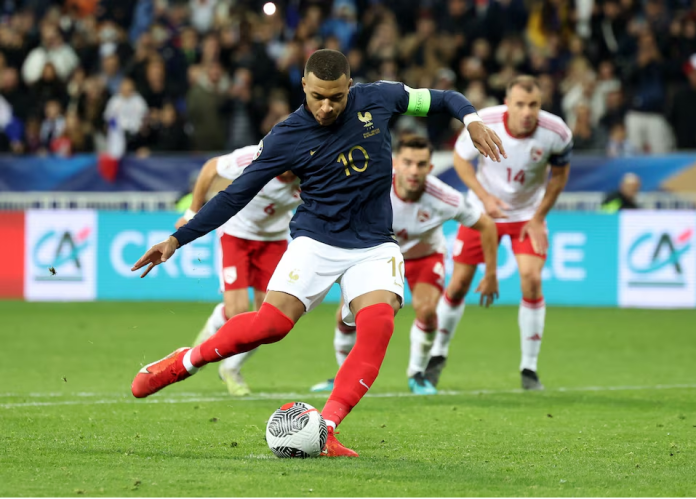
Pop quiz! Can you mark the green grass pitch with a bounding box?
[1,301,695,497]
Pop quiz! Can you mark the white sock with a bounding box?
[195,303,227,346]
[221,348,257,372]
[407,320,436,377]
[431,294,465,358]
[519,297,546,372]
[334,322,356,368]
[182,349,199,374]
[325,420,337,430]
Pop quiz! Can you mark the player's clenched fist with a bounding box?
[131,236,180,278]
[466,120,507,162]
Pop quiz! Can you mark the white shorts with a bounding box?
[267,236,405,325]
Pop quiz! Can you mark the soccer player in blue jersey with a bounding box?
[130,49,506,457]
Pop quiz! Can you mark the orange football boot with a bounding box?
[131,347,193,398]
[321,427,359,457]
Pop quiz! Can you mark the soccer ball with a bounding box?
[265,402,328,458]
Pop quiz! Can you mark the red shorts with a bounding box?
[404,253,446,293]
[219,234,288,291]
[452,221,546,265]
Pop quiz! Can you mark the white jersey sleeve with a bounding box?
[213,145,302,241]
[454,127,479,161]
[215,145,258,181]
[452,188,482,228]
[391,175,481,260]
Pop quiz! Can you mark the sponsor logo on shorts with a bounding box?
[223,266,237,284]
[288,269,300,282]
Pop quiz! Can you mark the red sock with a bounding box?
[190,303,294,367]
[322,303,394,427]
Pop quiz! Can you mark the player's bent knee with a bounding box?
[520,271,542,295]
[415,304,438,329]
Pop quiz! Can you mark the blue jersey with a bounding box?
[173,81,476,249]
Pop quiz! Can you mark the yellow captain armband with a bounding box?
[404,87,431,117]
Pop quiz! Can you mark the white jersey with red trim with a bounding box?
[454,105,573,222]
[391,174,482,260]
[215,145,302,241]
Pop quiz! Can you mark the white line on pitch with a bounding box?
[2,384,696,409]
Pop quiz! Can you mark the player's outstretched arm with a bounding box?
[470,214,499,307]
[378,81,506,161]
[131,236,178,278]
[175,158,219,229]
[520,163,570,255]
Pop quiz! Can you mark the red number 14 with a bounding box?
[507,168,526,184]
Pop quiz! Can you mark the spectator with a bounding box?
[624,29,675,153]
[29,62,68,114]
[572,103,605,151]
[1,67,31,121]
[668,54,696,149]
[190,0,217,34]
[463,80,499,112]
[321,0,359,52]
[599,88,628,130]
[606,123,639,157]
[99,52,124,96]
[39,99,65,150]
[104,77,148,137]
[186,62,228,151]
[23,115,43,154]
[50,110,94,156]
[139,58,174,110]
[150,102,190,152]
[260,91,290,136]
[0,94,24,153]
[538,73,563,117]
[77,76,108,136]
[601,173,641,212]
[592,60,622,124]
[21,23,79,84]
[179,28,200,68]
[224,67,262,150]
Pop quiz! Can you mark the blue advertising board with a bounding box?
[98,212,221,301]
[94,211,621,306]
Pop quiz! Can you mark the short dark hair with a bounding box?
[304,49,350,81]
[395,134,433,155]
[506,75,541,95]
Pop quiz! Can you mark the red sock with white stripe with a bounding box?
[186,303,294,369]
[322,303,394,428]
[519,296,545,372]
[431,292,465,358]
[407,319,436,377]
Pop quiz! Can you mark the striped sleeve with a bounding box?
[425,177,482,227]
[216,145,257,181]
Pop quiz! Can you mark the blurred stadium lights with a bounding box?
[263,2,276,16]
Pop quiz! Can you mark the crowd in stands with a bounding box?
[1,0,695,158]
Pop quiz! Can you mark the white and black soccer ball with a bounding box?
[265,402,328,458]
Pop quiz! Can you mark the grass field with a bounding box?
[1,301,696,497]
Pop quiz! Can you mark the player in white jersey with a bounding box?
[310,135,499,395]
[433,76,573,390]
[175,144,301,396]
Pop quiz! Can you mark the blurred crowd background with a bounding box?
[1,0,695,158]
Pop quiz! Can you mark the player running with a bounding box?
[174,145,301,396]
[129,49,505,457]
[310,135,499,395]
[433,76,572,391]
